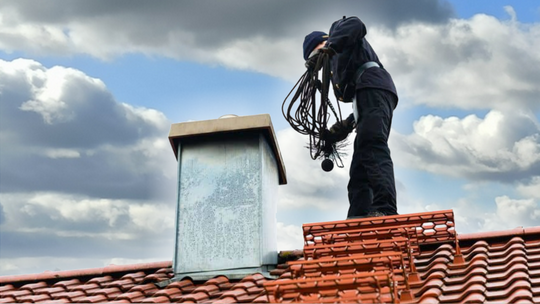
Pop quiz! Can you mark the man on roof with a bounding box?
[303,16,398,219]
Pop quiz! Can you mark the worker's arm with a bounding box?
[326,16,367,54]
[323,113,356,143]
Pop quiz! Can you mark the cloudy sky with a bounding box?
[1,0,539,276]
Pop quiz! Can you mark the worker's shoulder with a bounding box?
[330,16,365,34]
[332,16,363,27]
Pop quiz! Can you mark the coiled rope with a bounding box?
[282,52,347,167]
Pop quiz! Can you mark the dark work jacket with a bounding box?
[327,16,398,103]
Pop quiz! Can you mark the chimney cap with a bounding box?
[168,114,287,185]
[219,114,238,119]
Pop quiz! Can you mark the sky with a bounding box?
[0,0,539,276]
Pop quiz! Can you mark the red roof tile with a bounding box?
[128,283,158,296]
[78,294,108,303]
[0,286,14,293]
[140,295,170,303]
[152,287,181,299]
[1,210,539,303]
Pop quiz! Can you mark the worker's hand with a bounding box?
[322,119,354,143]
[318,46,336,58]
[305,52,321,71]
[329,120,351,142]
[320,128,336,144]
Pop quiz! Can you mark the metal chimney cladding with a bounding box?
[168,114,287,281]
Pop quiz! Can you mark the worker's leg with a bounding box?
[347,136,372,218]
[348,88,397,216]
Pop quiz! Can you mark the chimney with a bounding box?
[168,114,287,280]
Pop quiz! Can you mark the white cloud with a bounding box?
[0,10,74,56]
[448,195,540,234]
[482,196,540,232]
[2,3,539,108]
[276,222,304,251]
[214,36,303,81]
[0,1,453,81]
[391,110,540,182]
[504,6,517,22]
[0,58,176,200]
[276,128,352,211]
[44,148,81,159]
[517,176,540,199]
[0,58,178,275]
[27,193,128,226]
[120,103,169,130]
[6,60,108,124]
[496,195,539,218]
[129,203,175,233]
[371,13,540,111]
[1,192,174,233]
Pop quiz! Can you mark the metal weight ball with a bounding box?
[321,158,334,172]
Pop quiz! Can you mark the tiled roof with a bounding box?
[1,210,539,303]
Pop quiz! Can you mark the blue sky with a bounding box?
[1,0,539,276]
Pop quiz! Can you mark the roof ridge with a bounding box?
[458,226,540,241]
[0,261,172,285]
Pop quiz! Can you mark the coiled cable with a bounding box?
[282,52,347,168]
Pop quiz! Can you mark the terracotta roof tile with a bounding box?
[14,294,52,303]
[109,300,131,303]
[218,288,247,300]
[152,287,182,299]
[230,281,256,291]
[236,293,261,303]
[120,272,146,282]
[252,294,271,303]
[205,276,228,286]
[212,296,237,304]
[508,290,535,303]
[53,279,81,289]
[114,290,146,302]
[166,280,193,290]
[459,292,486,303]
[485,280,532,300]
[193,284,220,297]
[139,295,170,303]
[50,290,86,301]
[78,294,109,303]
[87,287,122,300]
[127,282,159,296]
[1,289,32,298]
[33,286,65,296]
[415,286,442,301]
[246,286,264,296]
[241,273,266,286]
[0,297,16,304]
[0,285,15,294]
[1,210,540,303]
[141,273,170,284]
[43,299,71,303]
[176,291,209,302]
[86,276,114,287]
[65,282,99,293]
[19,282,48,291]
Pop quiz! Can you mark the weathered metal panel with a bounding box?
[174,133,267,274]
[260,134,278,266]
[168,114,287,185]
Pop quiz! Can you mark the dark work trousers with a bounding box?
[347,88,398,217]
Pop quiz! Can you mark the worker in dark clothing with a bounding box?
[303,16,398,218]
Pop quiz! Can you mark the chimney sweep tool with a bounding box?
[282,51,348,171]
